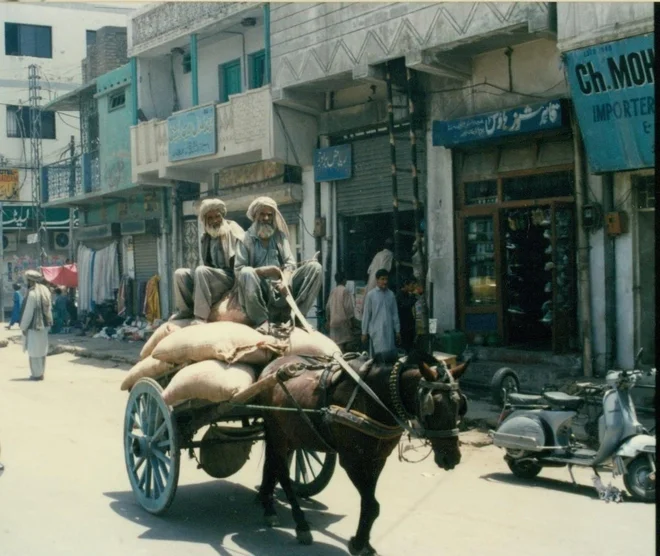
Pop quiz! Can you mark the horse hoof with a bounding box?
[296,529,313,545]
[348,538,377,556]
[265,515,279,528]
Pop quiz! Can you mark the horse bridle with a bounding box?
[388,358,461,439]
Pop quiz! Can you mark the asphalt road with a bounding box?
[0,339,655,556]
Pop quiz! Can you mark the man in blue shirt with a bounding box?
[235,196,322,332]
[6,283,23,330]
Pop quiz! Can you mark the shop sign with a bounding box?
[168,104,217,162]
[563,33,654,173]
[432,99,566,148]
[0,205,77,230]
[0,169,19,200]
[314,144,352,182]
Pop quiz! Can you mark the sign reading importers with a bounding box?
[0,169,19,200]
[563,33,654,173]
[168,104,217,162]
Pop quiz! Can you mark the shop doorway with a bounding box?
[339,210,416,284]
[635,175,655,365]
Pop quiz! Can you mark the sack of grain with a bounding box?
[120,356,178,391]
[284,328,341,358]
[140,319,192,360]
[161,360,256,406]
[151,321,287,365]
[208,288,253,326]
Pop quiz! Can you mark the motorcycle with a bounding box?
[490,349,656,502]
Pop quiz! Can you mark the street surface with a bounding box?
[0,335,655,556]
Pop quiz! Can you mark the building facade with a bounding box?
[0,2,131,317]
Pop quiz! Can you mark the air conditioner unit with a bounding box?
[2,233,18,252]
[52,231,71,251]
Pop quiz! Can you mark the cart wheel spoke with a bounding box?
[296,450,309,483]
[302,450,319,480]
[306,450,323,466]
[124,378,180,515]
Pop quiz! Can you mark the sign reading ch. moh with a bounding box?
[564,34,654,173]
[168,104,217,162]
[432,99,566,148]
[314,144,352,182]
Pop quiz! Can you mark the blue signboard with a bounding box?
[168,104,217,162]
[563,34,654,173]
[432,99,566,148]
[314,144,352,182]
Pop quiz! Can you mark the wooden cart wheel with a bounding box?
[123,378,180,515]
[289,449,337,498]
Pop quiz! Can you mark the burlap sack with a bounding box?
[140,319,192,360]
[208,288,253,326]
[151,321,287,365]
[161,360,256,406]
[284,328,342,358]
[120,356,178,391]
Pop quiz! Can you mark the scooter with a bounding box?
[490,349,655,502]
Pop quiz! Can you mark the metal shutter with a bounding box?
[336,132,427,217]
[132,234,159,282]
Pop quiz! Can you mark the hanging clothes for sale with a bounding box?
[76,242,120,313]
[144,275,161,323]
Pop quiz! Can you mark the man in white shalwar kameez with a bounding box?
[20,270,53,381]
[366,238,394,293]
[325,273,355,351]
[361,268,400,360]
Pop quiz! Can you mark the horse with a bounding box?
[255,350,469,555]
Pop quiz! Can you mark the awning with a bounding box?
[42,81,96,112]
[41,264,78,288]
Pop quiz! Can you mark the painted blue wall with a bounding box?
[97,64,134,192]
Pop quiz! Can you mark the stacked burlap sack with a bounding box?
[121,296,342,407]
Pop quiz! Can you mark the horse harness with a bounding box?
[271,354,461,450]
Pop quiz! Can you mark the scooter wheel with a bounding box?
[623,455,656,503]
[491,367,520,405]
[506,458,542,480]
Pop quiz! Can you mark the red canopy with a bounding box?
[41,264,78,288]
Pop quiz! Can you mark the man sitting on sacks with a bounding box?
[172,198,245,324]
[235,196,322,333]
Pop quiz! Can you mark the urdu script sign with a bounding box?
[563,33,654,173]
[168,104,217,162]
[313,144,352,182]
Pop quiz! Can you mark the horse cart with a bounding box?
[123,365,337,515]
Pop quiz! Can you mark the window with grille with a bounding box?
[635,175,655,210]
[5,105,56,139]
[5,22,52,58]
[108,90,126,111]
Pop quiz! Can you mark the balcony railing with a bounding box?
[42,150,101,203]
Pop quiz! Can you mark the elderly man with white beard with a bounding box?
[172,198,245,323]
[235,196,322,332]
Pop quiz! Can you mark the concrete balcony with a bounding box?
[131,86,277,185]
[42,150,102,206]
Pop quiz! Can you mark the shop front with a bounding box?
[433,98,577,353]
[563,32,655,368]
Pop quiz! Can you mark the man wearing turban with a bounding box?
[19,270,53,381]
[172,198,245,323]
[235,196,322,331]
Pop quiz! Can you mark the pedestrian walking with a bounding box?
[361,268,400,361]
[365,238,393,293]
[51,287,69,334]
[6,283,23,330]
[19,270,53,381]
[396,278,418,352]
[325,272,355,351]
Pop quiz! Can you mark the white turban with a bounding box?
[25,269,44,283]
[198,198,227,221]
[246,196,290,239]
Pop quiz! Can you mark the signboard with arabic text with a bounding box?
[314,144,352,182]
[0,169,19,200]
[432,98,567,148]
[168,104,217,162]
[563,34,654,173]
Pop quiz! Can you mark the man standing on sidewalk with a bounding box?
[361,268,400,361]
[20,270,53,381]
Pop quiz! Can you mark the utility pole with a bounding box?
[68,135,76,266]
[28,64,44,266]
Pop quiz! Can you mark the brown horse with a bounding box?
[255,351,469,555]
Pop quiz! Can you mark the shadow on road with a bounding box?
[105,480,349,555]
[479,471,643,502]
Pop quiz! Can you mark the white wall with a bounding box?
[137,57,174,121]
[0,2,130,201]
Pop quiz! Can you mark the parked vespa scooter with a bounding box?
[491,349,655,502]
